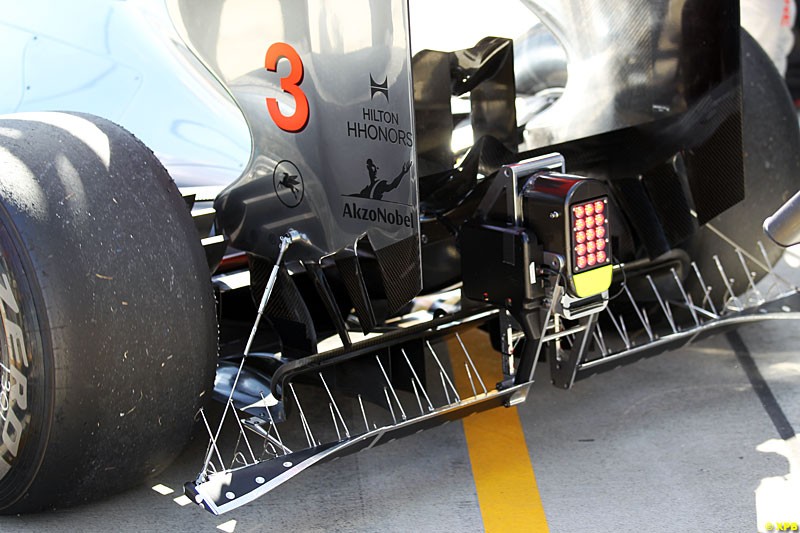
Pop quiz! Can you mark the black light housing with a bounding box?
[523,173,612,298]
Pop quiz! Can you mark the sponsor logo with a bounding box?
[346,74,413,147]
[339,73,416,231]
[273,160,304,208]
[341,202,413,228]
[346,108,413,147]
[341,159,414,229]
[370,74,389,101]
[348,159,412,201]
[0,272,29,462]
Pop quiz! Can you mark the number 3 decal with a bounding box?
[265,42,309,133]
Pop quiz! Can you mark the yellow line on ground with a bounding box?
[448,328,549,533]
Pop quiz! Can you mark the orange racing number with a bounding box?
[265,42,309,133]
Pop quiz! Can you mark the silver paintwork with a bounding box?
[0,0,251,188]
[172,0,420,263]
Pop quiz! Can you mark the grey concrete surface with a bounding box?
[525,330,796,533]
[2,270,799,532]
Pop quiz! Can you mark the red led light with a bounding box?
[573,198,611,272]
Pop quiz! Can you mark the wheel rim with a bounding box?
[0,222,47,495]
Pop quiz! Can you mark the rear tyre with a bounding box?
[0,112,217,512]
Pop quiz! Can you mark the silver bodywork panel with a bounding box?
[170,0,420,268]
[0,1,251,187]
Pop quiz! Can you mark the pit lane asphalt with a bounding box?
[2,258,799,532]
